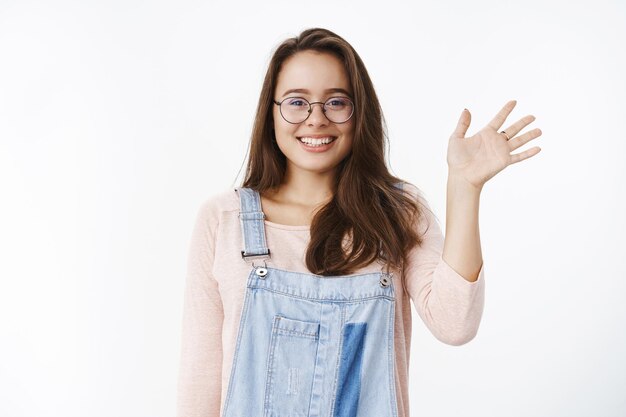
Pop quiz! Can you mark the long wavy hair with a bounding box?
[239,27,427,276]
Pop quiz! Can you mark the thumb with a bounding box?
[452,108,471,138]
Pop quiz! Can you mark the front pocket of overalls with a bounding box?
[265,315,320,416]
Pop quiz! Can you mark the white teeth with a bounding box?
[298,136,336,146]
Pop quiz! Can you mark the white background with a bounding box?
[1,0,625,416]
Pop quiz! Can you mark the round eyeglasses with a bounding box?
[273,96,354,124]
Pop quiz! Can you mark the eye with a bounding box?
[326,97,350,108]
[285,97,307,107]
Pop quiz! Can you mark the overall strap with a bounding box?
[235,187,271,261]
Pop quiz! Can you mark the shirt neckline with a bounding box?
[258,191,311,231]
[263,220,310,231]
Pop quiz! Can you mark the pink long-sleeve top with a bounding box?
[176,182,485,417]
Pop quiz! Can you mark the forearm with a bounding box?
[442,173,483,282]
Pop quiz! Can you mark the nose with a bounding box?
[306,102,329,126]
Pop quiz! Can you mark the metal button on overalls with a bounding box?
[222,186,401,417]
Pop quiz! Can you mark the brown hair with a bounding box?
[239,27,427,276]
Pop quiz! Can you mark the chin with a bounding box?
[288,160,343,174]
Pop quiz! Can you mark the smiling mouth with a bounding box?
[296,136,338,146]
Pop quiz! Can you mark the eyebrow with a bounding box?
[281,88,352,98]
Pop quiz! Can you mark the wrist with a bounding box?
[447,171,484,195]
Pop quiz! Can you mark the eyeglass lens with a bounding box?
[280,97,353,123]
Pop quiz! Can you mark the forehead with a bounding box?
[276,50,352,97]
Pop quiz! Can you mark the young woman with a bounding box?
[176,28,542,417]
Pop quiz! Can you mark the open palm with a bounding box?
[447,100,543,189]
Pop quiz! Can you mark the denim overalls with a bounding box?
[221,185,402,417]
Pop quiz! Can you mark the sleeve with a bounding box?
[402,183,485,346]
[176,199,224,417]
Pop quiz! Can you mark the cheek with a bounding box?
[343,118,355,132]
[273,109,291,132]
[339,122,355,148]
[335,128,353,149]
[275,122,296,139]
[273,121,297,146]
[340,136,354,150]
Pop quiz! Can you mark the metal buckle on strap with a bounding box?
[241,249,271,259]
[241,249,271,267]
[237,212,266,219]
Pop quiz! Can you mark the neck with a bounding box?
[274,165,336,207]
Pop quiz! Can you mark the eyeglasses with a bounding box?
[273,96,354,124]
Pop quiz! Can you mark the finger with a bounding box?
[507,128,543,151]
[487,100,517,131]
[510,146,541,164]
[452,108,471,138]
[500,115,536,139]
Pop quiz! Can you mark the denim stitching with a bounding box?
[221,267,256,416]
[239,188,270,257]
[275,328,319,338]
[329,304,346,417]
[264,315,281,416]
[249,286,395,303]
[252,191,269,253]
[388,300,398,417]
[287,367,300,395]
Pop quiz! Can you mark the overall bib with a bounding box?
[221,186,400,417]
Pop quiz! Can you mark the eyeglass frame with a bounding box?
[272,96,355,124]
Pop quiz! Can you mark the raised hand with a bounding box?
[447,100,543,190]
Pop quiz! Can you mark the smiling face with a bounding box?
[272,50,355,176]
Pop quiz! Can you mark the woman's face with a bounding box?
[272,50,355,176]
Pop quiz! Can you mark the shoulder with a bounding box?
[399,181,441,233]
[193,187,240,229]
[399,181,421,198]
[399,181,429,208]
[199,186,239,213]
